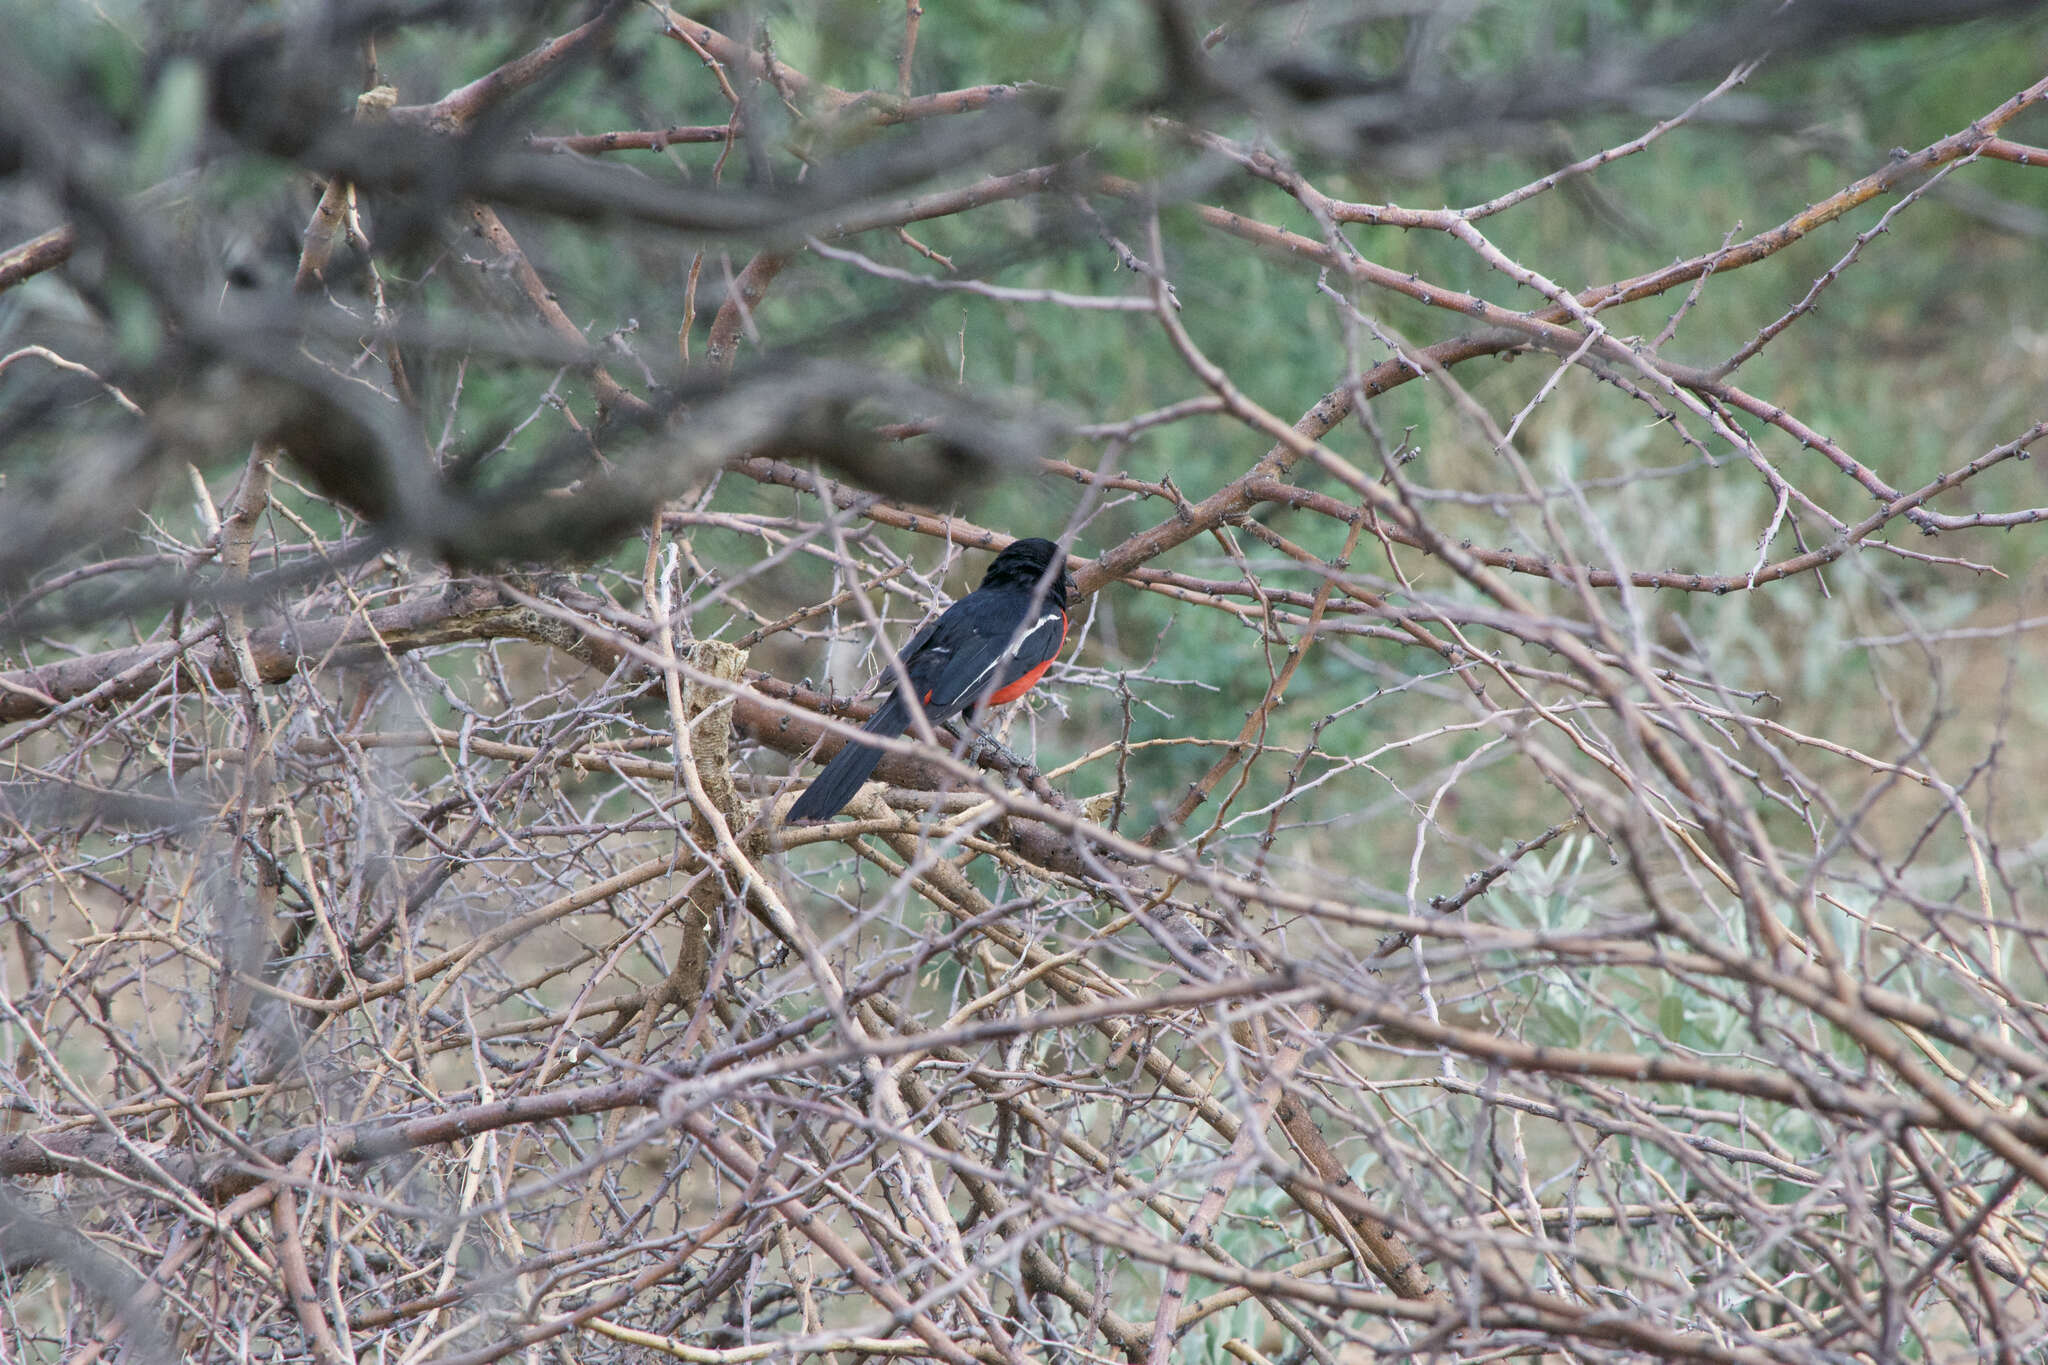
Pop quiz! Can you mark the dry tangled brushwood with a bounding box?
[4,3,2048,1362]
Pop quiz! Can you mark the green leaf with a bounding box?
[1659,992,1686,1042]
[132,57,206,187]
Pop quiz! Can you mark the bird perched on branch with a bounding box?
[785,538,1073,823]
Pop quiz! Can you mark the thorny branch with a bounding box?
[5,3,2048,1363]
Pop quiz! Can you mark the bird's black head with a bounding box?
[981,537,1072,607]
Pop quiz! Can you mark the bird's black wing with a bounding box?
[919,599,1066,717]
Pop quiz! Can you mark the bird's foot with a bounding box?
[949,722,1028,773]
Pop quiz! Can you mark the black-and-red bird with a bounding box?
[786,538,1073,823]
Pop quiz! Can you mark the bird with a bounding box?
[785,538,1073,823]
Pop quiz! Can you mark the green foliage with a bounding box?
[129,57,206,187]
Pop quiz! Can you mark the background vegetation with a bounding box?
[5,1,2048,1361]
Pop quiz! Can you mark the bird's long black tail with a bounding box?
[786,695,912,822]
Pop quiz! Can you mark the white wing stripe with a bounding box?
[950,612,1063,704]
